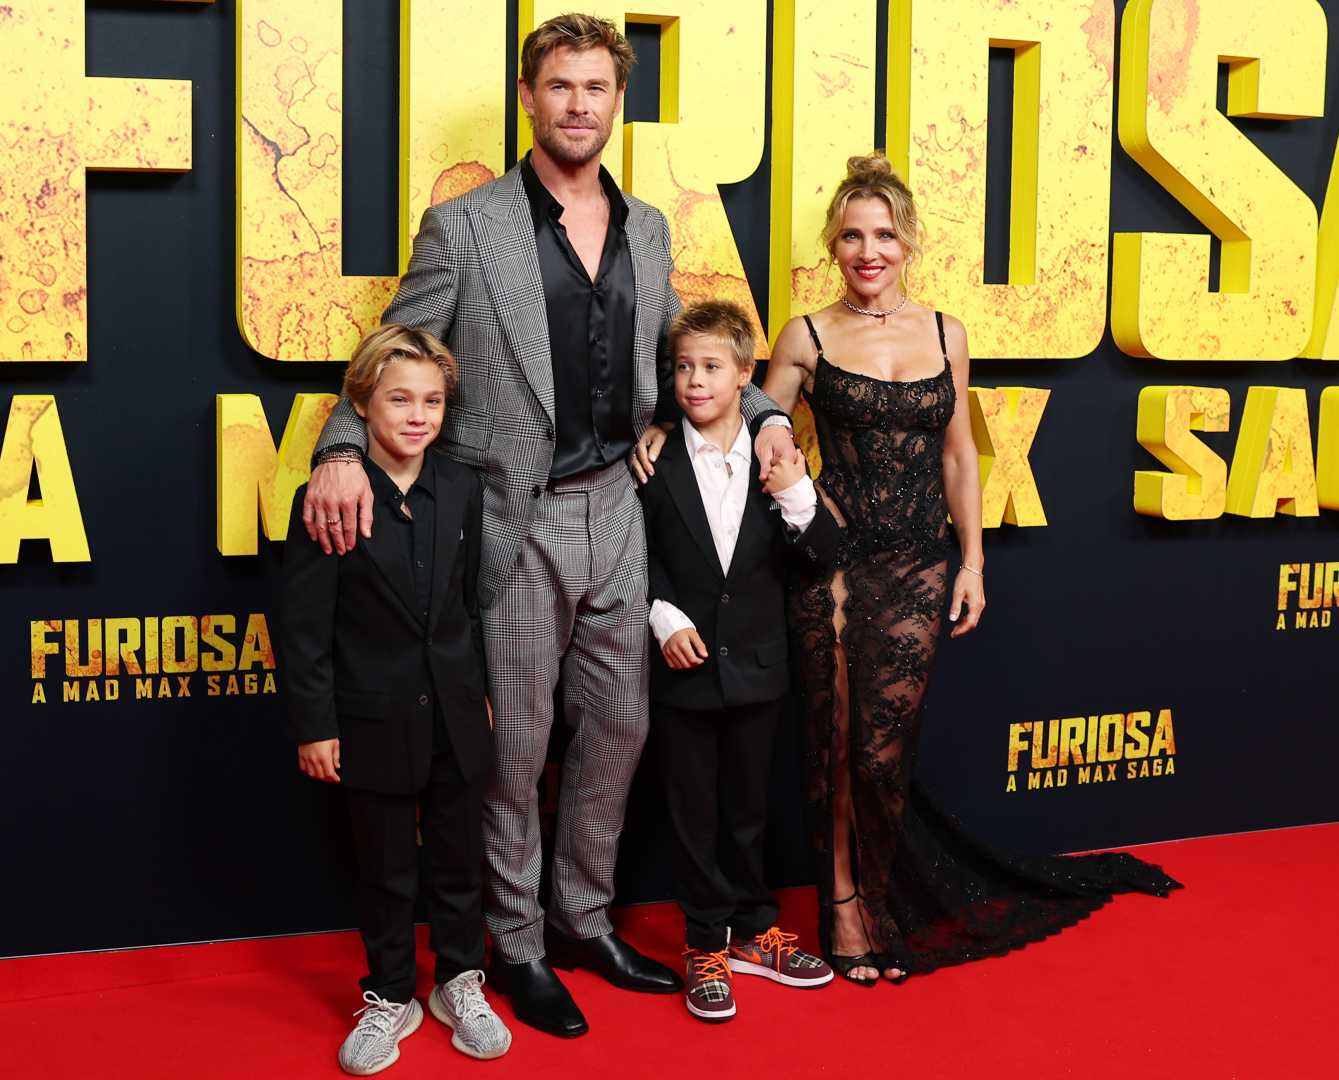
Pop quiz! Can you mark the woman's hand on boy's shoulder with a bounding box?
[298,738,341,783]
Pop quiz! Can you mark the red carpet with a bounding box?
[2,825,1334,1079]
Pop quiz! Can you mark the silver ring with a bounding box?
[325,518,340,526]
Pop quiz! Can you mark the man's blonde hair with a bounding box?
[669,301,756,370]
[521,12,636,88]
[342,324,456,408]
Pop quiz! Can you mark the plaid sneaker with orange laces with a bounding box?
[728,927,834,988]
[683,948,736,1022]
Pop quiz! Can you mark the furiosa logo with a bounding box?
[1276,563,1338,630]
[1005,710,1176,793]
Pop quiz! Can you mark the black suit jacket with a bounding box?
[280,453,492,794]
[640,425,841,711]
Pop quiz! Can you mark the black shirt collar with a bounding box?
[519,152,629,231]
[364,454,435,508]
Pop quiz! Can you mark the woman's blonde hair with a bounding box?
[820,153,923,285]
[342,324,457,408]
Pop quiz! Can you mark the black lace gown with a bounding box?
[789,313,1180,976]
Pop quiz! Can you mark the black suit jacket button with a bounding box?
[418,694,430,706]
[720,592,730,604]
[719,646,729,658]
[532,484,542,498]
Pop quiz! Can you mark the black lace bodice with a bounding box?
[801,314,956,568]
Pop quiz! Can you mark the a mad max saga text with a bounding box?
[1006,710,1177,793]
[29,615,276,704]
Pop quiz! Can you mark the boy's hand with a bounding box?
[485,696,495,730]
[298,738,341,782]
[662,628,709,669]
[755,424,802,483]
[762,450,806,496]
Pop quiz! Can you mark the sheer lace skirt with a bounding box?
[789,550,1181,976]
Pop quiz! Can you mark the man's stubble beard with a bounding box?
[532,113,613,168]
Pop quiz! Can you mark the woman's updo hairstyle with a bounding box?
[820,153,923,276]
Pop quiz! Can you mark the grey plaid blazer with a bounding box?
[315,164,779,607]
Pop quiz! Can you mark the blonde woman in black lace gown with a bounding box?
[759,154,1180,985]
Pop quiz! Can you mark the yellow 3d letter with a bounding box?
[1226,387,1319,518]
[1303,137,1339,360]
[886,0,1115,359]
[216,393,336,554]
[1112,0,1326,360]
[237,0,506,361]
[969,387,1050,528]
[1134,386,1230,520]
[0,0,195,362]
[0,396,90,562]
[1316,387,1339,511]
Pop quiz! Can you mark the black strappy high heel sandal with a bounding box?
[827,894,880,987]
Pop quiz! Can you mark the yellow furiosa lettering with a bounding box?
[770,1,877,473]
[1134,386,1230,520]
[1303,135,1339,359]
[968,387,1049,528]
[1226,387,1319,518]
[1317,387,1339,511]
[31,621,61,679]
[216,393,336,554]
[1112,0,1326,360]
[236,0,505,361]
[0,1,197,362]
[0,395,90,562]
[886,0,1115,358]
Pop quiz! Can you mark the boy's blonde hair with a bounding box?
[521,12,636,89]
[342,324,457,408]
[820,152,923,288]
[669,300,756,370]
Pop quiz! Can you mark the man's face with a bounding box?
[519,46,624,167]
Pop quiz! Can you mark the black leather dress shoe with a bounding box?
[491,958,588,1038]
[546,930,683,994]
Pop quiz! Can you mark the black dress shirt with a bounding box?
[364,455,451,751]
[520,154,636,479]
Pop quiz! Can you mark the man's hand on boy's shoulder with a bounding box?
[662,628,709,670]
[298,738,341,783]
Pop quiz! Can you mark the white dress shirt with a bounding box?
[649,419,817,648]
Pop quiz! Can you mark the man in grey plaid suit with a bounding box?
[303,13,797,1039]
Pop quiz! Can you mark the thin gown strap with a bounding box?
[934,310,949,363]
[802,314,825,357]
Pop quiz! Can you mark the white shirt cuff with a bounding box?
[649,599,696,649]
[771,474,817,532]
[760,414,793,430]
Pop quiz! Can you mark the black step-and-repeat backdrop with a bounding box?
[2,0,1336,957]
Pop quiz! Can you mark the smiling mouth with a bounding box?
[855,265,884,278]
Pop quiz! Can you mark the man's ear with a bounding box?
[518,77,535,120]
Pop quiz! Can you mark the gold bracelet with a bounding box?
[959,563,983,577]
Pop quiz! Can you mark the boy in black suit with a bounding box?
[281,325,511,1072]
[640,301,839,1023]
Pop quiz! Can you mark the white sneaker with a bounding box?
[428,970,513,1060]
[337,991,423,1076]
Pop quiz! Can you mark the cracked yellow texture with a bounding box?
[0,394,89,561]
[236,1,505,362]
[1226,387,1319,517]
[216,393,335,554]
[1113,0,1326,360]
[968,387,1049,527]
[1319,388,1339,511]
[770,2,877,471]
[0,1,192,362]
[887,0,1115,359]
[1134,385,1229,519]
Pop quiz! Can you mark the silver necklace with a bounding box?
[842,294,907,318]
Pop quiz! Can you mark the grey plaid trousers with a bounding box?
[482,463,648,961]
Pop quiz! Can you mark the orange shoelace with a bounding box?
[756,927,799,957]
[687,948,732,983]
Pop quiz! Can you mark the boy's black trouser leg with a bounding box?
[345,785,420,1003]
[417,751,486,984]
[716,700,782,941]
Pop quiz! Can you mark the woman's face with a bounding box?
[833,196,907,302]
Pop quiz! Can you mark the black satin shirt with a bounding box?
[520,155,636,480]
